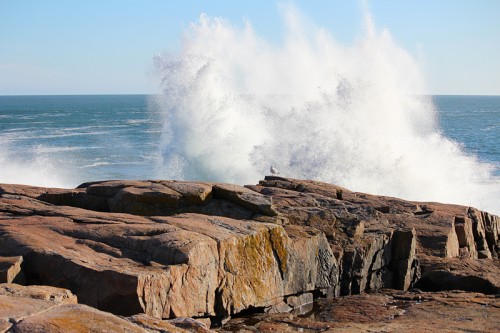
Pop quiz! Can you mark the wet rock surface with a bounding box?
[0,177,498,331]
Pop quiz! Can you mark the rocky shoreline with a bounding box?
[1,177,498,332]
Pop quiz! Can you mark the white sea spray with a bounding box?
[0,139,71,188]
[153,6,500,214]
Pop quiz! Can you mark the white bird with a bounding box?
[270,166,279,175]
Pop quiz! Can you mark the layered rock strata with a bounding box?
[0,177,498,328]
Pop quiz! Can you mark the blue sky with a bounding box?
[1,0,499,95]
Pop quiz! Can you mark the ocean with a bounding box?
[0,94,499,215]
[0,95,162,186]
[433,95,499,171]
[2,11,499,214]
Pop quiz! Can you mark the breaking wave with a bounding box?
[153,6,499,214]
[0,140,71,188]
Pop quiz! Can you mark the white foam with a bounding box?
[153,6,500,214]
[80,161,112,168]
[126,119,149,125]
[35,146,103,154]
[0,139,73,188]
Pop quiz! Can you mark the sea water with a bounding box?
[0,95,163,186]
[0,10,499,214]
[434,95,499,172]
[0,94,498,213]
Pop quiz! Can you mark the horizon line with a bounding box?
[2,93,500,98]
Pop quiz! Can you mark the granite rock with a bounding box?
[0,176,498,330]
[0,180,335,320]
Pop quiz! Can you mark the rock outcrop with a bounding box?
[0,256,23,284]
[249,177,499,295]
[0,177,498,331]
[0,180,337,320]
[0,283,214,332]
[222,290,500,332]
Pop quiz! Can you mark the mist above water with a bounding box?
[154,7,499,214]
[0,140,70,188]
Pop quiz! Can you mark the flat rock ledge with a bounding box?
[0,177,498,331]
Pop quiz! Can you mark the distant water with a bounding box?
[0,94,498,214]
[0,95,162,187]
[434,95,499,173]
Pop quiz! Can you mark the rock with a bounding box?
[176,198,255,220]
[108,183,183,215]
[168,317,215,332]
[129,314,215,332]
[282,225,338,296]
[0,183,336,319]
[0,183,51,198]
[468,207,498,258]
[159,181,213,205]
[285,292,314,315]
[0,256,23,283]
[391,229,416,261]
[222,290,500,332]
[0,176,498,328]
[286,292,313,308]
[389,229,419,290]
[11,304,148,333]
[266,300,292,314]
[416,257,500,294]
[454,216,478,258]
[0,283,77,304]
[214,183,278,216]
[0,283,212,332]
[338,234,393,295]
[0,319,10,332]
[83,180,150,197]
[128,314,189,333]
[0,283,77,330]
[254,177,499,296]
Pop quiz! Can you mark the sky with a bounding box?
[1,0,499,96]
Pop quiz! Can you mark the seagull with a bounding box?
[270,166,279,175]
